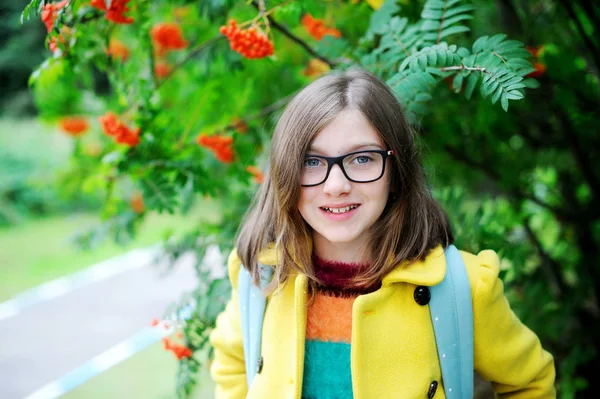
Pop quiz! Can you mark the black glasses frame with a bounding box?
[301,149,395,187]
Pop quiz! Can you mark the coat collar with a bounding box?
[257,242,446,287]
[380,245,446,287]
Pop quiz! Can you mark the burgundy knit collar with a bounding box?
[312,255,380,296]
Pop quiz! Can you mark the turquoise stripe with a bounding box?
[302,340,353,399]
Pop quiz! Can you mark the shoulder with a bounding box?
[458,247,501,281]
[226,244,279,290]
[456,247,511,311]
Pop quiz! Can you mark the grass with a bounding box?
[61,340,215,399]
[0,200,220,302]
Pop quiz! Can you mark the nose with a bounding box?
[322,164,351,195]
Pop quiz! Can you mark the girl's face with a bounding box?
[298,109,391,260]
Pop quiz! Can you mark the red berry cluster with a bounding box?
[151,22,188,56]
[301,14,341,41]
[162,337,193,360]
[98,112,140,147]
[41,0,68,33]
[219,20,274,59]
[196,133,234,163]
[90,0,133,24]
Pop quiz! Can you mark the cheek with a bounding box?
[298,188,313,218]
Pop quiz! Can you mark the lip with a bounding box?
[319,204,360,221]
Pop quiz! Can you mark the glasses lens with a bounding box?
[343,151,384,182]
[301,156,328,186]
[301,152,385,186]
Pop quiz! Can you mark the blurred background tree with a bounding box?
[4,0,599,397]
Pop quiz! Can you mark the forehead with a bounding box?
[308,110,385,155]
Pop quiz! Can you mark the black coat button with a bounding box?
[414,286,431,305]
[428,381,438,398]
[257,356,264,373]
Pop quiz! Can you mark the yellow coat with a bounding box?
[209,245,556,398]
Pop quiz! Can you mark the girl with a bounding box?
[209,68,556,398]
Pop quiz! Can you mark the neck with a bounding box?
[312,233,371,264]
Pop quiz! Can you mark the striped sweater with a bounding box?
[302,256,380,399]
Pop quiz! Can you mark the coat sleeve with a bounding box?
[466,249,557,398]
[208,249,248,399]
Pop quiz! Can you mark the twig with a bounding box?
[250,0,336,69]
[439,65,487,72]
[176,93,211,149]
[155,36,224,90]
[443,144,573,220]
[554,108,600,202]
[145,177,170,207]
[558,0,600,72]
[523,217,568,297]
[219,91,298,135]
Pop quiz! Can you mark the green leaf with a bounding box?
[464,73,479,99]
[491,86,502,103]
[274,2,302,26]
[368,0,401,35]
[415,92,433,102]
[426,51,438,66]
[452,73,464,93]
[315,36,350,60]
[501,92,509,111]
[444,4,475,19]
[483,79,499,97]
[21,0,42,23]
[505,91,524,100]
[506,83,526,91]
[442,14,473,28]
[472,35,489,53]
[438,25,470,40]
[426,67,446,77]
[180,175,195,214]
[421,9,443,19]
[437,49,447,66]
[421,20,441,30]
[488,33,508,47]
[301,0,323,17]
[522,78,540,88]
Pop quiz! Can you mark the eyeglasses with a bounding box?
[301,149,395,187]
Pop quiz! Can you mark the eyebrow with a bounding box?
[307,142,384,154]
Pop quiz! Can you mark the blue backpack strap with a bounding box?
[238,263,274,388]
[429,244,474,399]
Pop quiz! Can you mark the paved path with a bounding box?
[0,246,225,399]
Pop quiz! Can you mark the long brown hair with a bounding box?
[236,67,453,292]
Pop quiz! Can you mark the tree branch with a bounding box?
[443,144,574,220]
[557,0,600,72]
[523,218,568,297]
[251,1,336,69]
[220,90,297,134]
[155,36,224,90]
[575,0,600,41]
[439,65,486,72]
[554,108,600,202]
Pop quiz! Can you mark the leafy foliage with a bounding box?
[420,0,474,43]
[18,0,600,397]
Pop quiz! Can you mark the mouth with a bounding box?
[320,204,360,214]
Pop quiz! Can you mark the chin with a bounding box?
[319,230,359,244]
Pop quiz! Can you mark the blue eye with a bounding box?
[348,154,374,165]
[304,158,323,168]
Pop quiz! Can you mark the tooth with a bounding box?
[325,205,356,214]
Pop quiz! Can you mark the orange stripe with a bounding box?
[305,292,355,342]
